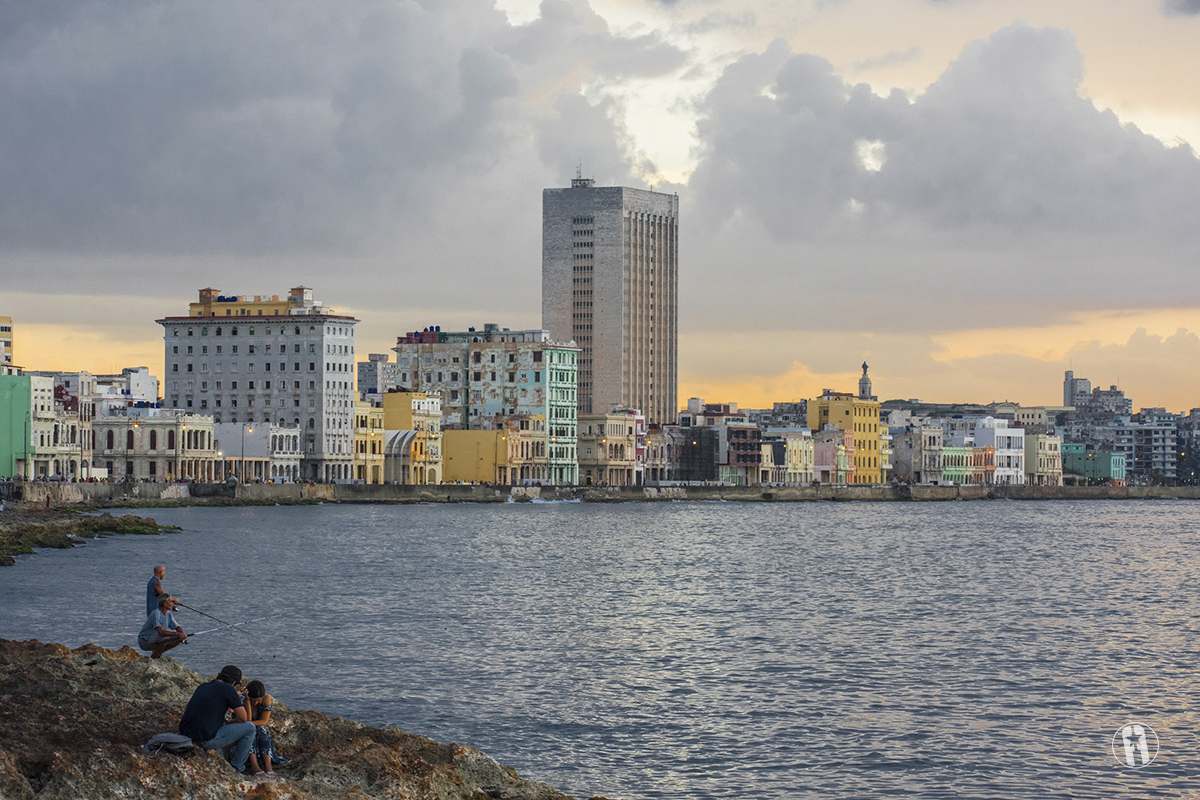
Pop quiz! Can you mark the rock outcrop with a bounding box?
[0,639,606,800]
[0,509,176,565]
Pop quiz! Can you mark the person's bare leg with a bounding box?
[263,751,273,773]
[248,753,262,774]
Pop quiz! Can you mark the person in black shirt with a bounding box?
[179,665,256,773]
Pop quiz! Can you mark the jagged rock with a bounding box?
[0,639,611,800]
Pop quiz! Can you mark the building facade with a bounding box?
[974,418,1025,485]
[1024,433,1063,486]
[392,324,579,484]
[807,367,883,484]
[94,411,218,482]
[542,178,679,426]
[352,400,386,484]
[382,391,443,484]
[578,411,639,486]
[158,287,359,483]
[357,353,399,401]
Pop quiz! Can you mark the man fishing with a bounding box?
[145,565,177,617]
[137,594,187,659]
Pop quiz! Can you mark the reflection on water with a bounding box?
[2,501,1199,799]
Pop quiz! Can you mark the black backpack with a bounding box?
[143,733,195,757]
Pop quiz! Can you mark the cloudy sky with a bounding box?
[4,0,1199,410]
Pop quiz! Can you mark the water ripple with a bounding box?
[2,500,1199,799]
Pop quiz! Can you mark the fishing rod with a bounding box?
[175,601,255,637]
[185,614,278,640]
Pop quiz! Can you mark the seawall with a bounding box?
[17,481,1200,506]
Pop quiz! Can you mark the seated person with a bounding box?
[179,665,256,774]
[244,680,287,775]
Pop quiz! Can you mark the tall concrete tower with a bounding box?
[542,177,679,426]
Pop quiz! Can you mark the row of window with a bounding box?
[173,324,353,338]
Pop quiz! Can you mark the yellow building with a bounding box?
[806,364,883,484]
[352,400,386,484]
[188,287,311,318]
[442,429,508,484]
[382,391,443,484]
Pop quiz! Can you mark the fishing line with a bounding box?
[176,601,256,637]
[187,613,279,639]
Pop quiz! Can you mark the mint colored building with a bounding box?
[1062,442,1126,484]
[941,445,967,485]
[0,374,32,479]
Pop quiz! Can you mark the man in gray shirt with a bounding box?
[138,594,186,659]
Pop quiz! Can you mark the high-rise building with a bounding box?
[157,287,358,483]
[542,177,678,426]
[357,353,399,400]
[1063,370,1091,407]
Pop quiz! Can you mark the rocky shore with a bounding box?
[0,639,605,800]
[0,508,178,565]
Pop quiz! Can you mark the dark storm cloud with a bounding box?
[0,0,679,261]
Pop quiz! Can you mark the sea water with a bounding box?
[1,500,1198,799]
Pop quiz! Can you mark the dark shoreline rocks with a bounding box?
[0,639,606,800]
[0,509,179,565]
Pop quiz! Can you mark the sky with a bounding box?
[3,0,1199,411]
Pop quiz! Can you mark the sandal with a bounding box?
[265,771,276,777]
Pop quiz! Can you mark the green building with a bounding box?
[0,375,32,479]
[1062,442,1126,484]
[941,445,967,485]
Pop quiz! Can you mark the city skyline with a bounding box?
[4,1,1199,411]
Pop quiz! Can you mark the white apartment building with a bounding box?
[974,417,1025,485]
[158,287,358,483]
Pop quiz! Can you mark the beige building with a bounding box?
[352,400,386,484]
[767,429,814,485]
[542,178,679,426]
[578,411,638,485]
[1025,433,1064,486]
[94,411,219,482]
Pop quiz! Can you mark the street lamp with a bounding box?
[239,422,255,483]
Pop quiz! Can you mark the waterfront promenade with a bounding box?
[15,480,1200,506]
